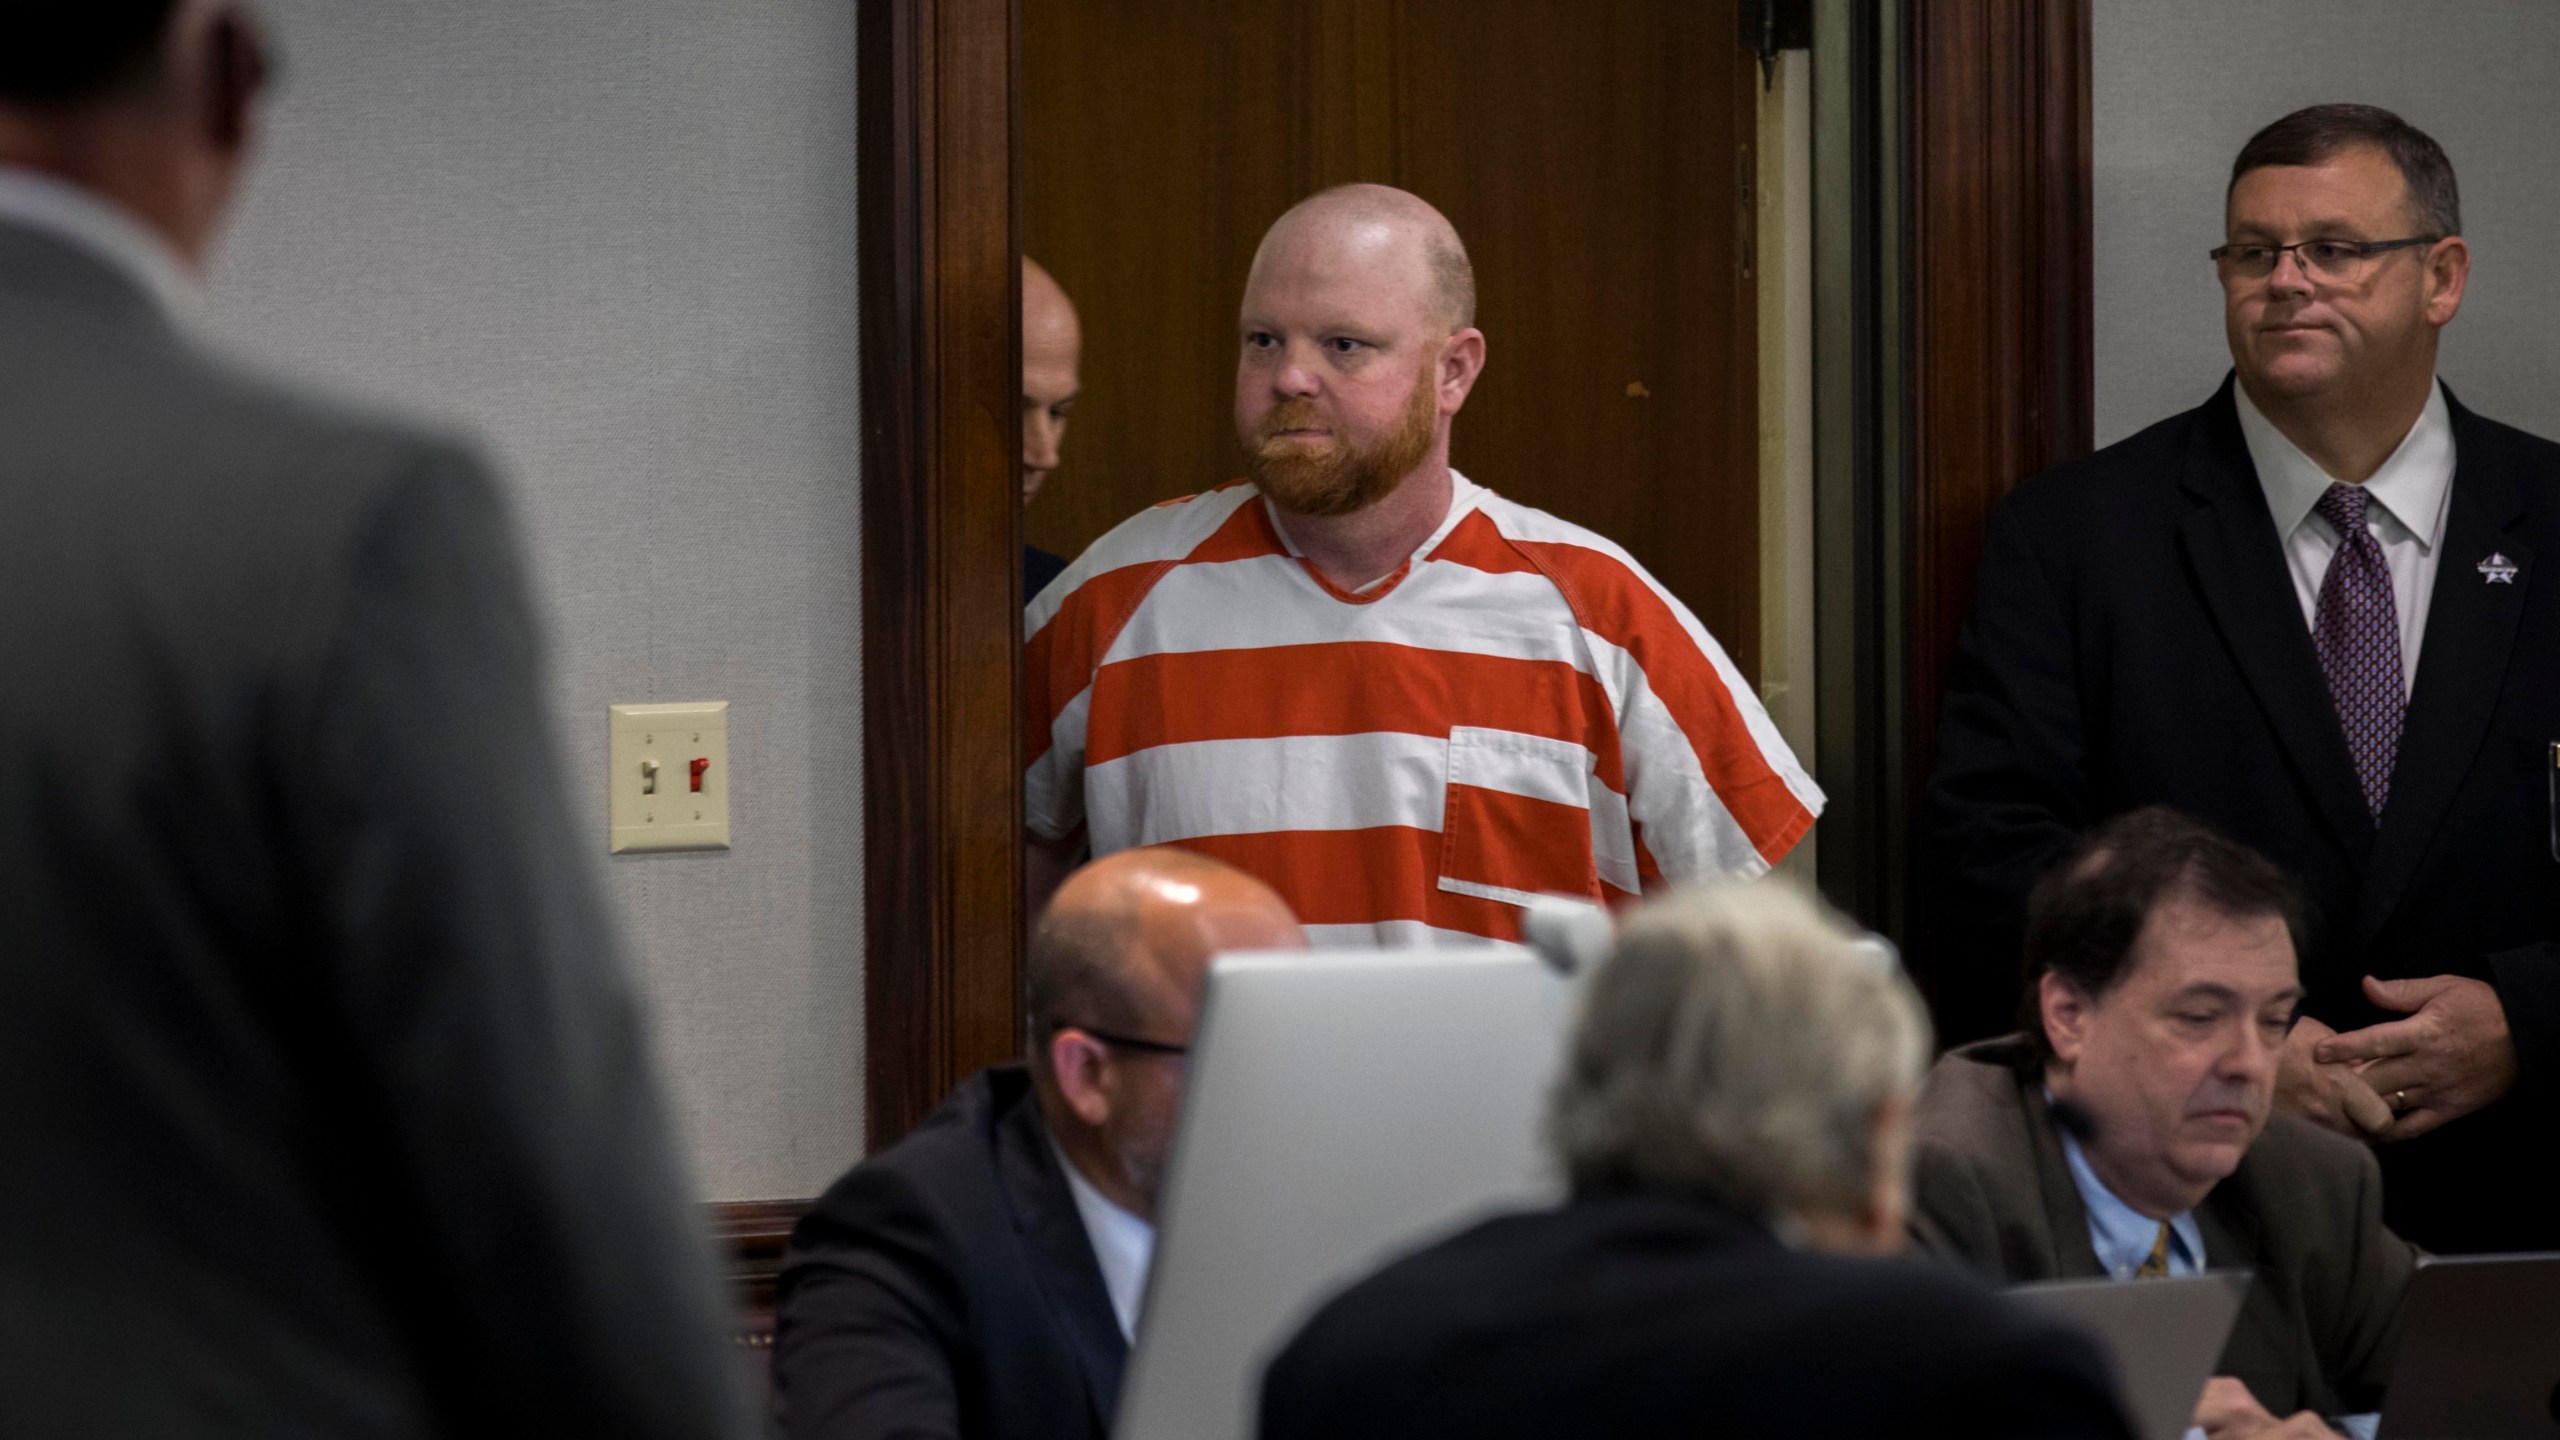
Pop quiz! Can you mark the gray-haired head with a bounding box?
[1547,883,1932,1229]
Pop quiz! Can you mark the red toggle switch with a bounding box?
[689,757,710,793]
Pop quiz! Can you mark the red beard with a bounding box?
[1245,350,1443,517]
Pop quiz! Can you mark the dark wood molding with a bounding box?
[1908,0,2093,767]
[710,1197,811,1322]
[859,0,1025,1152]
[1902,0,2092,1000]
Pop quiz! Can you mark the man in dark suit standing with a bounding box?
[1931,103,2560,1254]
[776,848,1304,1440]
[1913,809,2413,1440]
[1261,884,2136,1440]
[0,5,758,1436]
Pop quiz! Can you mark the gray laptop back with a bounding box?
[2009,1271,2252,1440]
[1113,947,1572,1440]
[2378,1252,2560,1438]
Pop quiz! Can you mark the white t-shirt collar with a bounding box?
[1263,467,1486,590]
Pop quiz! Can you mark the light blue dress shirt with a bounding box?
[2059,1131,2205,1280]
[2057,1126,2375,1440]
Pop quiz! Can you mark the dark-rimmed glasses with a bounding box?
[1056,1022,1189,1058]
[2210,236,2440,282]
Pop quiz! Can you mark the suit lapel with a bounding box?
[2019,1081,2108,1280]
[2199,1174,2305,1408]
[2174,381,2377,868]
[997,1098,1129,1430]
[2354,395,2536,949]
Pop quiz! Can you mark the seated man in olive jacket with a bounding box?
[1912,808,2415,1440]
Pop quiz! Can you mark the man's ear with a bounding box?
[1438,328,1486,412]
[1046,1029,1116,1129]
[2424,235,2471,328]
[203,5,270,157]
[2039,972,2094,1067]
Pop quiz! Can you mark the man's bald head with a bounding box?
[1027,847,1302,1059]
[1021,257,1084,503]
[1023,257,1081,359]
[1027,848,1303,1218]
[1247,183,1476,334]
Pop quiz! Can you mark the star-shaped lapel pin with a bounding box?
[2478,552,2521,584]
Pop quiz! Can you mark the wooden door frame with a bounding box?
[704,0,1022,1333]
[1812,0,2091,1003]
[859,0,1026,1150]
[1898,0,2094,1010]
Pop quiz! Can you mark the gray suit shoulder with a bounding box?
[1908,1039,2049,1272]
[1914,1036,2040,1151]
[180,341,500,502]
[15,293,501,536]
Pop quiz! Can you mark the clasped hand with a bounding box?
[2278,975,2518,1142]
[2195,1376,2341,1439]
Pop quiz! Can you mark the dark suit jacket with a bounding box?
[1908,1038,2415,1420]
[1261,1188,2137,1440]
[1929,376,2560,1251]
[1026,544,1070,602]
[0,219,752,1436]
[776,1066,1125,1440]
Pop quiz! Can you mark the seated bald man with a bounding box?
[1024,184,1820,946]
[1022,256,1081,598]
[1909,809,2415,1440]
[774,849,1303,1440]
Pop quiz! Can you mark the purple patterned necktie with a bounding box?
[2311,482,2404,822]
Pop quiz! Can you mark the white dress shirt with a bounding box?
[1052,1140,1155,1343]
[2234,378,2454,693]
[0,164,195,321]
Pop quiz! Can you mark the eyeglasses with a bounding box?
[2209,236,2440,282]
[1056,1022,1190,1058]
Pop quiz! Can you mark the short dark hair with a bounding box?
[2229,103,2461,239]
[2019,807,2308,1057]
[0,3,182,107]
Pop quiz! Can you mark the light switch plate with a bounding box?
[609,701,731,853]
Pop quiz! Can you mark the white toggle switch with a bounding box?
[609,702,731,853]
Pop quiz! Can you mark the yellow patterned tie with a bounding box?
[2134,1222,2172,1279]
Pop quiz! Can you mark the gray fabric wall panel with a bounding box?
[204,2,865,1200]
[2095,0,2560,446]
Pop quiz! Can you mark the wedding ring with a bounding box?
[2391,1089,2409,1114]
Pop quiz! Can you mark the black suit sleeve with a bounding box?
[1928,497,2094,1033]
[2489,941,2560,1108]
[295,446,754,1438]
[777,1170,970,1440]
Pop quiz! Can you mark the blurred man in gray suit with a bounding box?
[0,4,757,1435]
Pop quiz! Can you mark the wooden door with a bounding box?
[1024,0,1763,677]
